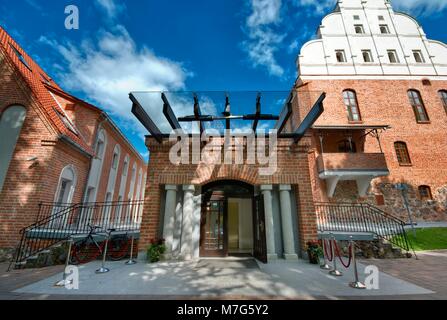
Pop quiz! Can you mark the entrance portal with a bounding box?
[199,181,267,262]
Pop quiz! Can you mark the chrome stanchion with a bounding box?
[96,233,110,274]
[54,238,74,287]
[320,236,331,270]
[125,234,137,265]
[329,234,343,277]
[349,236,366,289]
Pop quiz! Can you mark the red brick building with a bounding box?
[0,26,146,249]
[133,0,447,263]
[297,0,447,222]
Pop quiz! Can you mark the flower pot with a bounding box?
[307,249,320,264]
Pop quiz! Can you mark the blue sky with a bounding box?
[1,0,447,160]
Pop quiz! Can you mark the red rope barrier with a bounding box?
[324,239,333,262]
[333,241,352,268]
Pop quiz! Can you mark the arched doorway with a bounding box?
[200,180,267,262]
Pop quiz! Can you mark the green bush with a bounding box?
[147,238,166,263]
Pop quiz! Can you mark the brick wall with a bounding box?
[300,78,447,222]
[139,136,318,251]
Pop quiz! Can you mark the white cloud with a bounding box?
[39,26,189,136]
[293,0,334,15]
[392,0,447,15]
[95,0,126,20]
[243,0,285,77]
[293,0,447,16]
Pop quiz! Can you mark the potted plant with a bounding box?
[147,238,166,263]
[306,240,323,264]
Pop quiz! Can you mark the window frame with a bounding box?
[379,24,390,34]
[387,50,399,63]
[335,50,347,63]
[394,142,412,166]
[354,24,365,34]
[439,90,447,113]
[408,90,430,123]
[412,50,425,63]
[361,50,373,63]
[342,90,362,122]
[418,185,433,201]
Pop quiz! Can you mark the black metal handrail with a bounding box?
[10,200,144,270]
[315,202,411,252]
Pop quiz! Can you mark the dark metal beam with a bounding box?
[293,92,326,143]
[161,93,181,130]
[129,93,163,143]
[223,95,231,130]
[275,93,293,134]
[252,93,261,131]
[194,94,204,135]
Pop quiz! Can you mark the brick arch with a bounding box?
[192,164,259,186]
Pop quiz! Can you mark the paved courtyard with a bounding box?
[1,250,446,299]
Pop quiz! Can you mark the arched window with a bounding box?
[418,186,433,201]
[111,145,120,170]
[95,130,106,160]
[439,90,447,113]
[408,90,429,122]
[343,90,362,121]
[122,155,129,177]
[0,105,27,191]
[394,142,411,165]
[54,165,77,204]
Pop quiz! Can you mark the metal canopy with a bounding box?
[129,91,326,143]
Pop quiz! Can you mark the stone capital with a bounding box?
[279,184,292,192]
[260,185,273,192]
[165,185,178,191]
[183,185,195,192]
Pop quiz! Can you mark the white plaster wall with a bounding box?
[297,0,447,77]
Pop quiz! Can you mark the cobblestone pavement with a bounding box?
[1,251,446,300]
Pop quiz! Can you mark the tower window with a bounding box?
[413,50,425,63]
[408,90,429,122]
[335,50,347,63]
[378,15,385,21]
[387,50,399,63]
[394,142,411,165]
[362,50,373,63]
[353,15,360,20]
[343,90,362,122]
[354,25,365,34]
[380,25,390,34]
[418,186,433,201]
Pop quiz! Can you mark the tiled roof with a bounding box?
[0,26,94,155]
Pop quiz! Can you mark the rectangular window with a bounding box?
[379,24,390,34]
[387,50,399,63]
[439,91,447,113]
[354,25,365,34]
[378,15,385,21]
[394,142,411,165]
[353,15,360,20]
[362,50,373,63]
[112,153,119,169]
[408,90,429,122]
[335,50,347,63]
[413,50,425,63]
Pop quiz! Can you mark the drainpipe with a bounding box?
[395,183,416,237]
